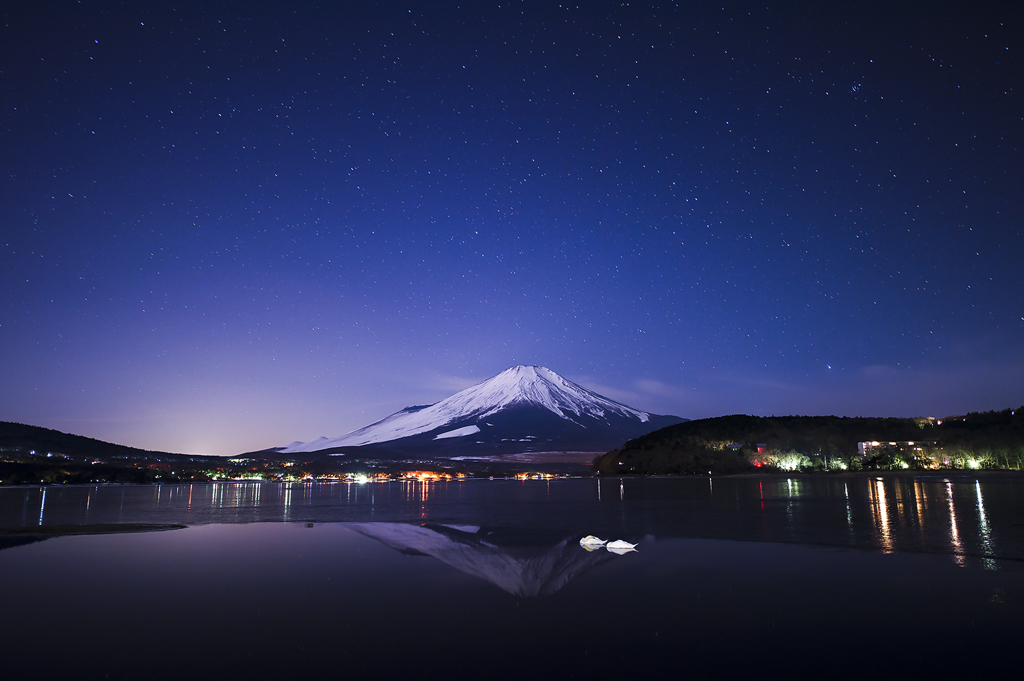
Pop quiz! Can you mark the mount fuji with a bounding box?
[278,365,686,458]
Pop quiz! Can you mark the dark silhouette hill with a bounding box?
[595,408,1024,475]
[0,421,206,462]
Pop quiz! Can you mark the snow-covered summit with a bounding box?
[435,365,649,424]
[281,365,652,453]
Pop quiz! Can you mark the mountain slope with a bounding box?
[282,366,686,456]
[0,421,204,462]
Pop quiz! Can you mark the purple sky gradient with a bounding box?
[2,2,1022,455]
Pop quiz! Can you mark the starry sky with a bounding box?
[2,1,1022,456]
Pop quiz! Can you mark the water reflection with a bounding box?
[947,480,964,566]
[1,519,1021,681]
[976,481,996,570]
[1,476,1020,568]
[844,483,852,532]
[914,480,927,528]
[347,523,619,597]
[283,482,293,521]
[869,478,894,553]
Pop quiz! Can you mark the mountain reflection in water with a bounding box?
[346,523,620,597]
[2,476,1024,680]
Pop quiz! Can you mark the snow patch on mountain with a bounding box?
[281,365,652,453]
[434,425,481,440]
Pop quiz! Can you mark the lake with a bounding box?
[2,474,1023,680]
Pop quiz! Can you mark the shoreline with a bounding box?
[4,467,1024,489]
[630,468,1024,480]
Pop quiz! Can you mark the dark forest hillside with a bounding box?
[594,408,1024,475]
[0,421,190,461]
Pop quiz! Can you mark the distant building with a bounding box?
[858,440,937,459]
[725,443,767,452]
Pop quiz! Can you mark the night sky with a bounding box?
[2,2,1022,456]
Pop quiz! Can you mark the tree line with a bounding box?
[594,408,1024,475]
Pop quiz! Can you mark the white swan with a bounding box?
[579,535,608,547]
[605,539,638,552]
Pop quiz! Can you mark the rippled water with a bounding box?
[1,474,1022,680]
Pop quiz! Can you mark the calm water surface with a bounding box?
[2,475,1023,680]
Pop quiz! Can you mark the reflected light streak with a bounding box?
[844,483,852,530]
[870,479,894,553]
[759,480,765,529]
[913,481,926,529]
[38,487,46,526]
[946,481,964,566]
[893,482,905,526]
[421,479,430,519]
[976,481,996,570]
[785,479,796,528]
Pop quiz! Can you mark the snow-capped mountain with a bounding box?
[281,365,686,457]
